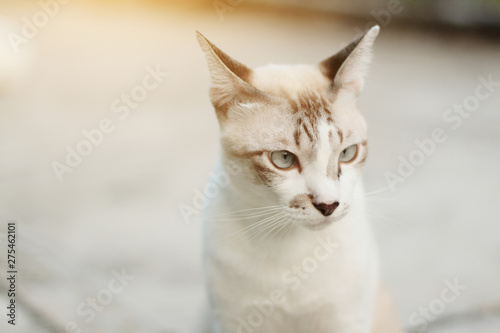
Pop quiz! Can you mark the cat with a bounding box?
[197,26,403,333]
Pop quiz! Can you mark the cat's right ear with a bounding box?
[196,32,269,118]
[319,25,380,95]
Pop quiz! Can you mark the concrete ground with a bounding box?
[0,1,499,332]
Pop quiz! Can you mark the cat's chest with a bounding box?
[208,233,368,303]
[212,259,369,333]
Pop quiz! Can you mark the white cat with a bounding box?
[197,26,402,333]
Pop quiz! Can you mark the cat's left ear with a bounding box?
[320,25,380,95]
[196,32,270,117]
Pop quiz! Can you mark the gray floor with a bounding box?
[0,1,499,332]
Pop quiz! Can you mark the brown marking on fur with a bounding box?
[294,129,301,146]
[322,102,331,116]
[289,99,299,114]
[328,130,333,141]
[287,91,336,148]
[231,150,265,159]
[200,34,282,121]
[289,194,311,210]
[296,91,328,123]
[199,33,259,118]
[294,118,303,146]
[361,140,368,147]
[302,123,314,142]
[296,160,303,174]
[202,35,252,83]
[254,162,284,185]
[337,129,344,144]
[319,33,364,84]
[279,138,290,146]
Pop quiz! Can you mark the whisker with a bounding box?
[246,213,288,239]
[206,205,284,218]
[234,213,287,240]
[245,213,290,245]
[263,215,292,247]
[214,211,287,243]
[364,196,397,203]
[258,213,294,247]
[364,186,393,196]
[204,208,285,222]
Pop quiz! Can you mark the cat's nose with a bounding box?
[313,201,339,216]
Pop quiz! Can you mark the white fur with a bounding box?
[198,26,383,333]
[204,177,379,333]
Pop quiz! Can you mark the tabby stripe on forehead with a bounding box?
[294,129,300,146]
[324,106,332,116]
[300,96,319,122]
[301,123,314,142]
[288,91,335,147]
[289,99,299,114]
[337,129,344,144]
[293,118,302,146]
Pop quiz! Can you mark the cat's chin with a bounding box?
[302,210,350,231]
[303,218,334,231]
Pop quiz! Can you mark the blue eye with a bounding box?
[339,144,358,162]
[270,151,297,169]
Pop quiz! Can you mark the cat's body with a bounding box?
[204,176,378,333]
[197,27,402,333]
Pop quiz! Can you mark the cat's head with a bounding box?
[197,27,379,230]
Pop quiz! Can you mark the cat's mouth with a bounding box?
[299,205,350,231]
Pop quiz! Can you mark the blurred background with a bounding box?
[0,0,499,332]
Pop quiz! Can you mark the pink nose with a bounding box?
[313,202,339,216]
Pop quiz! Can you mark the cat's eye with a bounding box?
[339,144,358,163]
[270,150,297,169]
